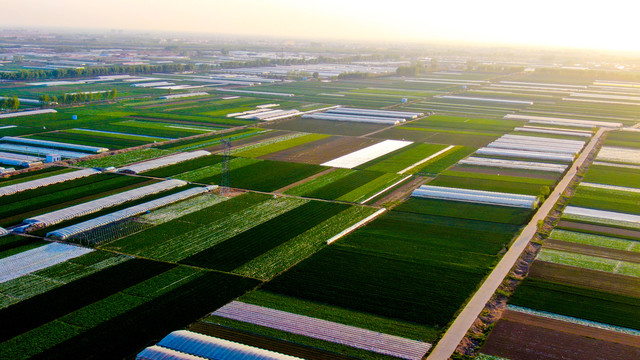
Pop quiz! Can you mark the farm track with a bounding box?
[427,128,608,360]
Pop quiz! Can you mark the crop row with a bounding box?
[181,201,350,271]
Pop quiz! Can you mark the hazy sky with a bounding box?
[3,0,639,52]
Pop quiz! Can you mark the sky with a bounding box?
[3,0,639,53]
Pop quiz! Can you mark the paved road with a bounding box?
[426,128,608,360]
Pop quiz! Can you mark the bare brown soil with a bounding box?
[529,260,640,298]
[481,310,640,360]
[189,321,358,360]
[557,220,640,240]
[261,136,380,164]
[544,239,640,263]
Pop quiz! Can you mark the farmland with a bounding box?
[2,36,640,360]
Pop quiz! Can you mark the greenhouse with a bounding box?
[151,330,303,360]
[119,150,211,174]
[459,157,567,173]
[327,107,423,119]
[137,346,208,360]
[0,227,9,237]
[47,186,215,241]
[475,147,574,162]
[302,113,400,125]
[412,185,538,209]
[0,168,100,197]
[24,179,187,228]
[1,136,109,153]
[0,242,93,283]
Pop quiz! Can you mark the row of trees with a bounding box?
[39,89,117,105]
[0,63,197,81]
[0,96,19,110]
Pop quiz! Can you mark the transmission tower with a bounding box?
[220,138,231,196]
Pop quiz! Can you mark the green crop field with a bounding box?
[536,248,640,277]
[231,133,329,158]
[583,164,640,188]
[430,170,555,195]
[395,197,533,225]
[180,201,350,271]
[549,229,640,252]
[569,185,640,215]
[509,278,640,331]
[355,142,449,173]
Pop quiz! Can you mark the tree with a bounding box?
[312,71,320,79]
[110,89,117,99]
[7,96,19,110]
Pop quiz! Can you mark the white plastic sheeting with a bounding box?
[0,242,93,283]
[154,330,303,360]
[514,126,592,138]
[0,143,95,159]
[564,206,640,224]
[0,109,57,119]
[213,302,431,360]
[459,157,567,173]
[438,95,533,105]
[302,113,400,125]
[0,227,8,237]
[0,151,42,166]
[159,92,209,100]
[326,107,423,119]
[411,185,538,209]
[47,186,214,240]
[596,146,640,165]
[476,148,574,163]
[504,114,623,128]
[137,346,209,360]
[321,140,413,169]
[119,150,211,174]
[1,136,108,153]
[24,179,187,227]
[0,168,100,197]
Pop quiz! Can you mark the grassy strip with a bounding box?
[180,201,350,271]
[234,205,378,280]
[66,129,166,142]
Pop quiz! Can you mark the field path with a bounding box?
[427,128,608,360]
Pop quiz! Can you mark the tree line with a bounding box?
[0,63,196,81]
[0,96,19,110]
[39,89,117,105]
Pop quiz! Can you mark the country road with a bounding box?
[426,127,608,360]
